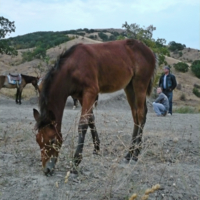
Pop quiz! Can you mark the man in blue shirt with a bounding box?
[159,66,177,115]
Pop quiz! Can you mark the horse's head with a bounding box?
[33,109,62,176]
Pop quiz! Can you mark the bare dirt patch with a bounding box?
[0,93,199,200]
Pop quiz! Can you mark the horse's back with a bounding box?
[70,39,155,75]
[64,39,155,93]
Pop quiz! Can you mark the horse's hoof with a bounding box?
[125,153,138,162]
[70,168,79,174]
[93,149,100,155]
[131,156,138,161]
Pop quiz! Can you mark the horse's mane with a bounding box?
[36,44,81,129]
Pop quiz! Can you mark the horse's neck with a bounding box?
[22,75,34,84]
[46,87,69,129]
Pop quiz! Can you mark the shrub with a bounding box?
[98,32,109,41]
[174,62,189,72]
[191,60,200,78]
[193,87,200,98]
[176,83,182,90]
[194,84,200,89]
[173,106,198,113]
[180,93,186,101]
[89,35,97,40]
[179,51,183,57]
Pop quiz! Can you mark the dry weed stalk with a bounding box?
[129,193,137,200]
[129,184,160,200]
[55,181,59,188]
[141,184,160,200]
[65,171,71,183]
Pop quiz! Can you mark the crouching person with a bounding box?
[153,87,169,117]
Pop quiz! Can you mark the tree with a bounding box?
[117,35,126,40]
[0,16,17,55]
[98,32,109,41]
[122,22,169,65]
[122,22,156,41]
[168,41,186,51]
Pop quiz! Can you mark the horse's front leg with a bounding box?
[73,91,98,168]
[88,112,100,154]
[19,90,22,104]
[74,116,89,167]
[16,88,19,104]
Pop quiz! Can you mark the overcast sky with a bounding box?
[1,0,199,49]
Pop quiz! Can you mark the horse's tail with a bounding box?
[0,76,6,89]
[147,53,158,96]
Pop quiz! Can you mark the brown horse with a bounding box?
[33,39,157,175]
[0,74,39,104]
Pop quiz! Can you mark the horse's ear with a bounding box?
[48,110,56,121]
[33,109,40,122]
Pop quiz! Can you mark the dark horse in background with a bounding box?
[0,74,39,104]
[33,39,157,176]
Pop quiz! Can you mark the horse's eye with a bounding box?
[50,139,55,145]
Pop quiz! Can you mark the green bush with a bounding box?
[194,84,200,89]
[193,87,200,98]
[174,62,189,72]
[179,51,183,57]
[98,32,109,41]
[173,106,198,113]
[180,93,186,101]
[191,60,200,78]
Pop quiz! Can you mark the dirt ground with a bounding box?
[0,92,199,200]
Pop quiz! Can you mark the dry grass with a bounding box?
[0,105,199,199]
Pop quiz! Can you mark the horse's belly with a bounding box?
[98,64,133,93]
[99,79,131,93]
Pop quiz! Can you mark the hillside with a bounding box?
[170,48,200,64]
[0,32,200,110]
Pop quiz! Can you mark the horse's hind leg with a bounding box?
[124,82,139,160]
[132,81,148,159]
[124,80,147,161]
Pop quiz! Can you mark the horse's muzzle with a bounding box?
[43,157,57,176]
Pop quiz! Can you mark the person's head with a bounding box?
[163,66,170,75]
[157,87,162,94]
